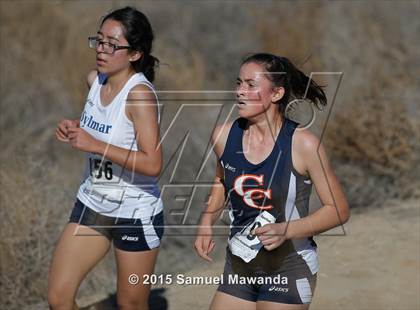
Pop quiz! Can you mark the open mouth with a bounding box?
[237,101,246,106]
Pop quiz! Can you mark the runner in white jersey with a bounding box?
[76,71,163,219]
[194,54,351,310]
[49,7,163,310]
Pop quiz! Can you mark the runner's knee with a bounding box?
[47,285,76,309]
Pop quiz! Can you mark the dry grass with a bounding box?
[0,152,64,308]
[0,0,419,308]
[326,98,420,207]
[321,2,420,207]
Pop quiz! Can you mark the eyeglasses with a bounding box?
[88,36,131,54]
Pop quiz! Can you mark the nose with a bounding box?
[236,83,246,99]
[96,41,105,53]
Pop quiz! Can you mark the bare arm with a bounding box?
[286,130,350,239]
[86,70,97,88]
[255,130,350,250]
[89,84,162,177]
[194,122,232,261]
[199,122,233,224]
[199,161,226,226]
[67,84,162,176]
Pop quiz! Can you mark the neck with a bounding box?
[105,68,136,91]
[246,111,283,140]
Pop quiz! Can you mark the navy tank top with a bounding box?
[220,117,318,275]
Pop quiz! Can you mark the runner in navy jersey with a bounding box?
[194,53,350,309]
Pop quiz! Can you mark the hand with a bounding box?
[194,223,215,262]
[67,127,100,153]
[253,222,288,251]
[55,119,80,143]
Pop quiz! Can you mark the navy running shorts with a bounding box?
[69,198,164,252]
[217,249,317,304]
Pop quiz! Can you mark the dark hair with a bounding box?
[102,7,159,82]
[242,53,327,114]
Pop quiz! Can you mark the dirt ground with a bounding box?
[80,199,419,310]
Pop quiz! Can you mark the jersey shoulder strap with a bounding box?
[220,117,247,160]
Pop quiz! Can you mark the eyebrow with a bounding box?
[237,77,256,83]
[97,31,120,42]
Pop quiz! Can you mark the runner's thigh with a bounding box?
[114,247,159,309]
[48,223,111,299]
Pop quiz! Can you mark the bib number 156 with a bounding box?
[89,158,113,180]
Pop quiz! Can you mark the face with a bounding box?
[95,19,140,75]
[236,62,284,120]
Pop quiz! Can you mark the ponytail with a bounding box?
[132,53,159,83]
[242,53,327,114]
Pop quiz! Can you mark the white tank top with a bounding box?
[76,72,163,219]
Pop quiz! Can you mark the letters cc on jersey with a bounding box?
[233,174,273,210]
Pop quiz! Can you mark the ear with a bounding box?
[129,51,142,63]
[271,87,285,102]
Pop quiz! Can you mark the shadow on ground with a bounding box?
[80,288,168,310]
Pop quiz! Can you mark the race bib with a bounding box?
[228,211,276,263]
[84,154,125,202]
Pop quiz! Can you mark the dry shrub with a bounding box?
[324,44,420,207]
[315,1,420,207]
[0,154,59,308]
[329,101,417,178]
[1,1,419,308]
[251,1,325,70]
[326,100,419,207]
[0,149,117,309]
[157,48,207,90]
